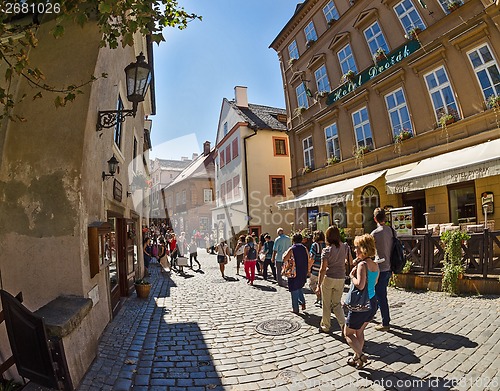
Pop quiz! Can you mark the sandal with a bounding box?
[347,355,357,367]
[355,354,370,369]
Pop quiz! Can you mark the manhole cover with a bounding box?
[255,318,301,336]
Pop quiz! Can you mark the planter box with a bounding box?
[135,284,151,298]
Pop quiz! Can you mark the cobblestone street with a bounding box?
[77,249,500,391]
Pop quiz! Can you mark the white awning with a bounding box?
[278,170,385,210]
[386,139,500,194]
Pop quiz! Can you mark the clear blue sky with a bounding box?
[150,0,297,160]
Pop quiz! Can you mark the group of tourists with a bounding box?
[215,207,394,370]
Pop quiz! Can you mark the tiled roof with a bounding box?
[229,101,287,132]
[164,151,215,189]
[153,159,192,170]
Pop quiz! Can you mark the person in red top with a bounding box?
[169,234,178,269]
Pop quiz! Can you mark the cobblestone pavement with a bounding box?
[77,250,500,391]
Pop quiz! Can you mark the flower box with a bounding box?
[306,39,316,48]
[405,27,422,40]
[134,279,151,298]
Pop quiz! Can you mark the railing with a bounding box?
[399,229,500,278]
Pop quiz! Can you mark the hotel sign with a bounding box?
[326,40,421,106]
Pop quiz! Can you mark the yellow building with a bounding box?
[270,0,500,235]
[212,87,294,244]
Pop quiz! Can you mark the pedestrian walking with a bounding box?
[271,227,292,287]
[189,237,201,270]
[282,233,309,314]
[308,230,326,305]
[344,234,379,369]
[316,226,350,333]
[262,234,276,280]
[233,235,246,275]
[158,237,170,272]
[143,237,152,276]
[243,235,258,285]
[169,234,178,270]
[215,238,230,279]
[371,207,393,331]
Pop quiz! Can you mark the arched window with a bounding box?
[362,186,380,233]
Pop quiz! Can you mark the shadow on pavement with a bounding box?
[388,325,478,350]
[364,341,420,364]
[296,312,344,342]
[223,276,240,282]
[358,368,453,390]
[251,284,277,292]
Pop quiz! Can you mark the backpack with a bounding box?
[390,227,405,274]
[247,245,257,260]
[281,249,296,278]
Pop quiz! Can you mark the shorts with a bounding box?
[309,274,319,293]
[345,296,378,330]
[217,255,227,264]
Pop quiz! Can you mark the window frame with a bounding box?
[324,123,341,161]
[466,43,500,102]
[288,40,299,60]
[352,106,374,149]
[304,21,318,43]
[323,0,340,23]
[225,144,231,164]
[315,64,331,93]
[226,180,233,201]
[394,0,425,34]
[384,87,413,138]
[337,43,358,75]
[423,66,460,122]
[233,175,240,198]
[203,188,213,203]
[273,137,289,156]
[296,83,309,109]
[232,138,239,159]
[219,149,225,168]
[269,175,286,197]
[302,135,314,169]
[363,21,390,57]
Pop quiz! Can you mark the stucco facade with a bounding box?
[271,0,500,233]
[0,16,153,387]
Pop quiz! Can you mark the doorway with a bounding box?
[402,191,426,228]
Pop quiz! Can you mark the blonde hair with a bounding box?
[354,234,376,258]
[245,235,255,243]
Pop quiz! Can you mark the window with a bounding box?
[323,0,340,23]
[225,145,231,164]
[220,184,225,202]
[364,21,389,57]
[394,0,425,34]
[233,175,240,197]
[223,122,228,136]
[324,123,341,160]
[181,190,186,205]
[424,66,460,121]
[437,0,463,14]
[270,176,286,197]
[288,40,299,60]
[199,217,209,231]
[220,149,225,167]
[385,88,412,138]
[352,107,373,149]
[226,180,233,201]
[296,83,309,109]
[449,183,476,225]
[315,65,331,93]
[232,138,239,159]
[114,96,124,149]
[303,136,314,169]
[203,189,212,203]
[175,192,181,206]
[338,44,357,75]
[133,137,138,172]
[274,137,288,156]
[467,44,500,102]
[304,21,318,43]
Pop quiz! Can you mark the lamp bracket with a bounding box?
[96,108,136,132]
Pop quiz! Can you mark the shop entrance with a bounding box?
[402,191,426,228]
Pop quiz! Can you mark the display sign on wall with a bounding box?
[481,191,494,215]
[389,206,414,236]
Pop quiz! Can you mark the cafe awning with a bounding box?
[278,170,385,210]
[386,138,500,194]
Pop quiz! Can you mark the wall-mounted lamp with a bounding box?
[102,155,119,181]
[96,52,152,132]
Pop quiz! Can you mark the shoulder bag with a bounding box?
[343,262,371,312]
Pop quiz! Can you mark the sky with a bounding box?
[149,0,297,160]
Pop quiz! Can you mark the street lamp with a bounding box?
[96,52,152,131]
[102,155,119,181]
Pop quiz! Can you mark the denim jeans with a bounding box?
[262,259,276,280]
[275,261,285,286]
[375,270,392,326]
[290,288,305,312]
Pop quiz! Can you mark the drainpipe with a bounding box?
[243,126,258,234]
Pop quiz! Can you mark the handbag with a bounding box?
[343,264,371,312]
[281,250,296,278]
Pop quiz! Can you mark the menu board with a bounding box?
[390,206,414,236]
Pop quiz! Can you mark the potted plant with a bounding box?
[394,128,413,143]
[438,112,455,127]
[340,70,356,84]
[302,166,311,174]
[405,27,422,40]
[134,278,151,298]
[293,106,307,117]
[447,0,461,11]
[288,57,297,67]
[316,90,329,99]
[373,48,387,63]
[306,39,316,48]
[487,94,500,109]
[440,230,470,295]
[326,156,340,166]
[327,18,337,27]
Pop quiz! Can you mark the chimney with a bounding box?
[234,86,248,108]
[203,141,211,156]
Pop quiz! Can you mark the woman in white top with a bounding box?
[215,238,231,279]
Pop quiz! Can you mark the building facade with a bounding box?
[271,0,500,234]
[0,17,154,386]
[161,142,215,238]
[212,86,294,245]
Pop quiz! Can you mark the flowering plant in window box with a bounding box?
[316,90,329,99]
[293,106,307,118]
[288,57,297,67]
[394,128,413,143]
[326,156,340,166]
[446,0,461,11]
[306,39,316,48]
[373,48,387,63]
[340,70,356,84]
[327,18,337,27]
[487,94,500,109]
[438,112,456,127]
[300,166,312,175]
[131,172,152,190]
[405,27,422,40]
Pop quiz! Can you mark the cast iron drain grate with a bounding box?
[255,318,301,336]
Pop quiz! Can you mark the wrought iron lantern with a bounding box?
[102,155,119,181]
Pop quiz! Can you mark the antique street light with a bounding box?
[102,155,119,181]
[96,52,152,131]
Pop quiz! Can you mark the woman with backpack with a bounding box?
[243,235,258,285]
[282,233,309,314]
[308,230,326,306]
[233,235,246,276]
